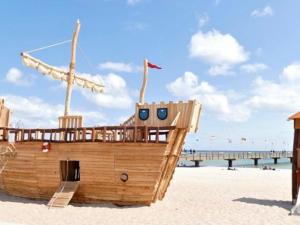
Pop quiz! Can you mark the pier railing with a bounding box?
[0,126,175,144]
[181,151,293,161]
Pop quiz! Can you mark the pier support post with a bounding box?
[194,160,200,167]
[225,159,235,168]
[252,158,260,166]
[273,157,279,164]
[289,157,293,163]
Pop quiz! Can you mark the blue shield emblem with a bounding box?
[157,108,168,120]
[139,108,149,121]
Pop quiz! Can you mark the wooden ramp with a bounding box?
[47,181,79,208]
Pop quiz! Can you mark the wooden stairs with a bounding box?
[47,181,80,208]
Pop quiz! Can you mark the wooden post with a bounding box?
[92,128,95,142]
[28,129,32,141]
[139,59,148,104]
[4,128,8,141]
[292,129,299,202]
[41,129,45,141]
[123,126,126,142]
[156,127,159,143]
[145,126,148,143]
[103,127,106,142]
[82,128,86,142]
[64,20,81,116]
[134,126,137,143]
[64,129,68,142]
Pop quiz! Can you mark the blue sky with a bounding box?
[0,0,299,151]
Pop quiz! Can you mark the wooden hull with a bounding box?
[0,129,186,205]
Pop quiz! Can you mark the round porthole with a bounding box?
[120,173,128,182]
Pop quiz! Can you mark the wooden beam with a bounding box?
[139,59,148,104]
[64,20,81,116]
[293,129,299,202]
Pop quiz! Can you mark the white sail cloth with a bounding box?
[21,52,104,93]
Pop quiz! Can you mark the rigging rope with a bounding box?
[25,39,72,54]
[78,43,97,75]
[24,39,98,77]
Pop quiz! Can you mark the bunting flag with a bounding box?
[147,62,162,69]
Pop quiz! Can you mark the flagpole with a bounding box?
[139,58,148,104]
[64,20,81,116]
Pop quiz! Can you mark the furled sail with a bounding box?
[21,52,104,93]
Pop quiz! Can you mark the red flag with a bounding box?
[147,62,162,69]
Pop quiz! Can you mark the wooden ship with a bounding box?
[0,21,201,207]
[288,113,300,205]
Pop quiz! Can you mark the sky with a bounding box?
[0,0,299,151]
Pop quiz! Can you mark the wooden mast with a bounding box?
[139,59,148,104]
[64,20,81,116]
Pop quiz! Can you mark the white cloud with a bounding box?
[240,63,268,73]
[208,64,233,76]
[281,62,300,81]
[98,61,142,73]
[127,0,141,6]
[246,62,300,112]
[78,73,134,109]
[51,70,135,109]
[251,6,273,18]
[5,68,32,86]
[197,13,209,28]
[166,72,251,122]
[167,64,300,122]
[189,29,248,75]
[246,77,299,111]
[1,95,107,128]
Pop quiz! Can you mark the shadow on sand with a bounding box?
[233,197,292,211]
[0,191,47,205]
[0,191,145,209]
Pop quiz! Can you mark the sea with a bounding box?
[178,150,292,169]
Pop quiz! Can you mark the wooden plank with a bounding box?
[47,181,79,207]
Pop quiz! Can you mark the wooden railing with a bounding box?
[121,114,135,126]
[0,126,175,144]
[58,115,83,128]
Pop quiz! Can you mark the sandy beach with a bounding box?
[0,167,298,225]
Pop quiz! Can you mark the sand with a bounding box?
[0,167,299,225]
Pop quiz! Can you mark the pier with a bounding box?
[180,151,293,167]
